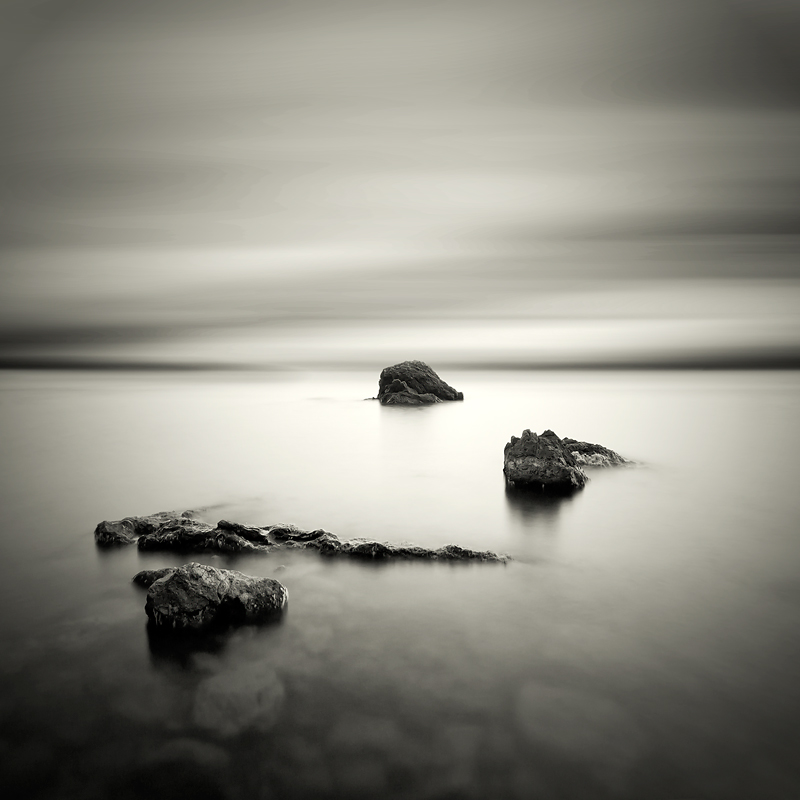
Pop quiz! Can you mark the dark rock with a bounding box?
[95,510,202,547]
[379,378,443,406]
[96,512,273,553]
[503,429,587,492]
[99,513,508,562]
[562,438,630,467]
[377,361,463,405]
[95,518,139,547]
[133,567,177,588]
[138,520,271,554]
[267,524,328,542]
[144,562,288,631]
[303,533,508,563]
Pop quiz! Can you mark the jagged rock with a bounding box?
[100,513,508,562]
[377,361,463,405]
[138,519,271,554]
[304,535,507,562]
[562,438,630,467]
[96,512,273,553]
[133,567,177,588]
[503,429,587,492]
[95,510,203,547]
[143,562,288,631]
[379,378,443,406]
[267,524,328,542]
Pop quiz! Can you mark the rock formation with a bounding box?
[94,510,204,546]
[140,562,288,631]
[562,438,630,467]
[102,512,508,562]
[377,360,463,405]
[503,429,588,492]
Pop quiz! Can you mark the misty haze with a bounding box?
[1,1,799,798]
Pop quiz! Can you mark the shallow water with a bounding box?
[0,368,798,799]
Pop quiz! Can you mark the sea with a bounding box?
[0,367,798,800]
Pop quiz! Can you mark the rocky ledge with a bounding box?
[503,430,629,492]
[562,438,631,468]
[98,512,508,562]
[377,360,463,405]
[134,562,287,631]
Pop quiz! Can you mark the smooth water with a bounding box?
[0,369,798,799]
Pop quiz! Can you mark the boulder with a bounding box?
[377,361,463,405]
[503,429,587,492]
[379,378,443,406]
[562,438,630,467]
[133,567,176,588]
[143,562,288,631]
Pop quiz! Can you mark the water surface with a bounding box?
[0,369,798,799]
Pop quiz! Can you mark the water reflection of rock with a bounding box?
[504,482,578,526]
[145,624,230,670]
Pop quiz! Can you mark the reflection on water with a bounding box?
[146,623,231,670]
[1,369,799,799]
[504,480,579,523]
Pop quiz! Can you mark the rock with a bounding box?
[138,519,271,554]
[503,429,587,492]
[133,567,176,588]
[95,518,139,546]
[144,562,288,631]
[267,524,328,542]
[304,534,508,563]
[95,512,273,554]
[101,513,508,562]
[94,510,203,547]
[378,378,443,406]
[377,361,463,405]
[562,438,630,467]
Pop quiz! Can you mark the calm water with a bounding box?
[0,368,798,799]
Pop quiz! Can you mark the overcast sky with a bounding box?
[1,0,798,366]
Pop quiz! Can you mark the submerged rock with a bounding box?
[377,361,463,405]
[142,562,288,631]
[503,429,587,492]
[562,438,630,467]
[108,512,508,562]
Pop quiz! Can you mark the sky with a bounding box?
[0,0,799,368]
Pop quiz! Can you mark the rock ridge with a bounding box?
[98,512,508,563]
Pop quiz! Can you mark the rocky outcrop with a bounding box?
[377,361,463,405]
[276,526,507,562]
[562,438,630,467]
[133,567,177,588]
[379,378,443,406]
[105,512,509,562]
[96,513,273,553]
[94,510,204,547]
[503,429,587,492]
[140,562,288,631]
